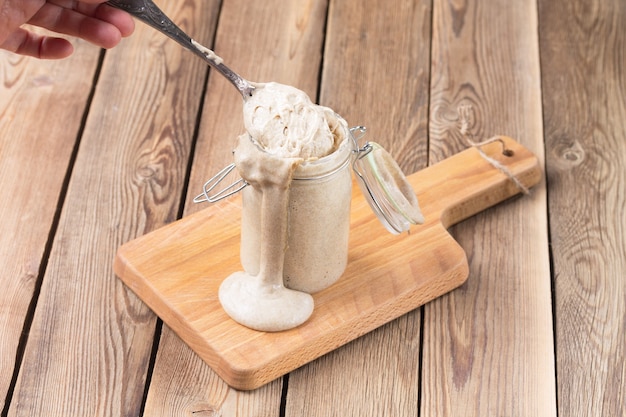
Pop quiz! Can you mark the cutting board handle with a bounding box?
[409,136,542,228]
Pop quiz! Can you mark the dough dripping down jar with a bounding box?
[194,84,423,332]
[196,124,423,332]
[240,122,354,294]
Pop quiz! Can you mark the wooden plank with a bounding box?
[285,0,432,415]
[144,329,282,416]
[423,0,556,415]
[142,0,330,413]
[0,41,101,408]
[538,0,626,415]
[5,1,218,415]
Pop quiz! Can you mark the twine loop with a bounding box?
[457,105,530,195]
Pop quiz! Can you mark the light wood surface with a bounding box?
[286,1,433,413]
[539,0,626,415]
[4,1,219,415]
[0,0,624,415]
[0,40,102,406]
[424,1,556,416]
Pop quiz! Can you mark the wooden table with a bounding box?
[1,0,624,415]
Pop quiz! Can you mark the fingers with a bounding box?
[1,28,75,59]
[29,1,134,49]
[91,3,135,38]
[0,0,134,59]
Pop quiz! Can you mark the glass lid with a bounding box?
[352,136,424,234]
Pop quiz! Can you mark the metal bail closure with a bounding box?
[352,135,424,234]
[193,163,248,204]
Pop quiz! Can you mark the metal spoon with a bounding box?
[106,0,255,97]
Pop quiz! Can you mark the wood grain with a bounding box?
[539,0,626,415]
[142,0,331,414]
[6,1,218,415]
[1,0,623,414]
[285,0,433,414]
[424,0,556,415]
[0,42,101,408]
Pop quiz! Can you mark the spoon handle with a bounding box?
[107,0,254,97]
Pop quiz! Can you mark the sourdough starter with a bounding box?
[218,82,353,331]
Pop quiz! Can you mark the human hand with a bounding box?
[0,0,134,59]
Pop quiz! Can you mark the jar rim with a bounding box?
[291,123,356,180]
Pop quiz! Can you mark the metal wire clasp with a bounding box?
[193,163,248,204]
[350,125,373,168]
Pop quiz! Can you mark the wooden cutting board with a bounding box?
[114,136,541,390]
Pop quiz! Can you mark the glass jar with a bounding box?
[194,125,424,297]
[239,122,354,294]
